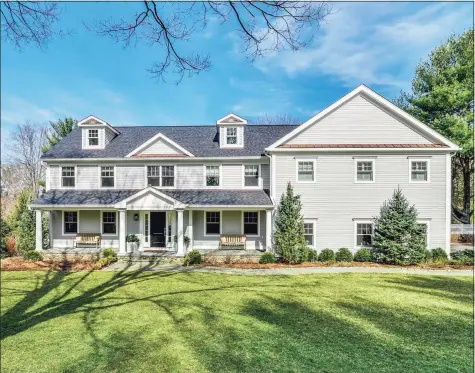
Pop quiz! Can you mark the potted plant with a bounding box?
[173,235,191,249]
[126,234,140,253]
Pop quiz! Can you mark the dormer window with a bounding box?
[88,129,99,146]
[226,128,238,145]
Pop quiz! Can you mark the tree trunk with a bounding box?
[452,156,474,224]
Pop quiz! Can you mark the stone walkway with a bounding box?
[104,261,473,276]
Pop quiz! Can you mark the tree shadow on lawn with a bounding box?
[382,275,474,304]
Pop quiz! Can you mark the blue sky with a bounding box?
[1,1,473,152]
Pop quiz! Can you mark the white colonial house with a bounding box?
[30,85,458,256]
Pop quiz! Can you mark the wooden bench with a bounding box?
[219,234,246,250]
[74,233,101,249]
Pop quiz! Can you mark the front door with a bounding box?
[150,212,166,248]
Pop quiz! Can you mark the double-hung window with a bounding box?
[102,211,117,234]
[356,161,374,182]
[206,166,220,187]
[101,166,114,187]
[297,161,315,182]
[410,160,429,182]
[205,212,220,235]
[226,127,237,145]
[62,166,75,187]
[161,166,175,187]
[244,165,259,187]
[88,129,99,146]
[64,211,78,234]
[304,222,315,246]
[356,222,373,247]
[243,212,258,235]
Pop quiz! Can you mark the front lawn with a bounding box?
[1,270,473,373]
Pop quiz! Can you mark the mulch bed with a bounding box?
[1,257,97,271]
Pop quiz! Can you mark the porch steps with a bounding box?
[118,252,184,265]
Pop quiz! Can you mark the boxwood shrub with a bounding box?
[23,250,43,261]
[335,248,353,262]
[259,252,277,264]
[451,249,474,265]
[354,248,373,262]
[431,247,448,261]
[184,250,202,266]
[318,248,335,262]
[307,249,318,262]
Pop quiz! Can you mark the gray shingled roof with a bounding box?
[41,124,298,159]
[31,189,273,206]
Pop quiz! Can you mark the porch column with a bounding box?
[265,209,272,252]
[188,210,193,251]
[35,210,43,251]
[176,209,184,256]
[48,211,53,249]
[119,209,126,254]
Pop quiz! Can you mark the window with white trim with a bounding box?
[244,165,259,187]
[411,161,428,182]
[147,166,161,186]
[88,129,99,146]
[64,211,78,234]
[205,212,220,235]
[356,223,373,247]
[243,212,258,235]
[62,166,75,187]
[418,222,428,248]
[161,166,175,187]
[101,166,114,187]
[226,127,237,144]
[102,211,116,234]
[304,222,314,246]
[297,161,314,182]
[356,161,374,182]
[206,166,220,187]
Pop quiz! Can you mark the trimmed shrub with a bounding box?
[422,249,432,262]
[431,248,448,261]
[318,249,335,262]
[95,256,115,269]
[354,248,373,262]
[335,248,353,262]
[102,248,117,259]
[259,252,277,264]
[184,250,202,266]
[451,249,474,265]
[126,234,139,243]
[307,249,318,262]
[23,250,43,261]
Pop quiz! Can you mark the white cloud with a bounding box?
[253,2,472,90]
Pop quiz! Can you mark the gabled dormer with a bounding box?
[78,115,120,150]
[216,113,247,149]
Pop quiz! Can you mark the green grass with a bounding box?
[1,269,473,373]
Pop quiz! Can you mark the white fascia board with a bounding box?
[29,204,112,209]
[42,156,266,162]
[187,205,274,210]
[267,85,459,151]
[77,115,121,135]
[125,132,194,157]
[216,113,248,125]
[265,147,455,153]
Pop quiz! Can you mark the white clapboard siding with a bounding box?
[77,166,99,189]
[104,128,116,146]
[275,153,447,251]
[222,164,242,188]
[286,94,432,145]
[261,164,270,190]
[116,165,146,189]
[50,165,60,189]
[138,138,182,155]
[177,164,204,188]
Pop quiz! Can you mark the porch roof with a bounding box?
[30,188,273,208]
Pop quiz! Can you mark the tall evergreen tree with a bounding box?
[373,188,426,264]
[274,182,308,264]
[395,29,474,223]
[42,117,78,153]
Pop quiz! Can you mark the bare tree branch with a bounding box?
[1,2,65,50]
[252,113,302,125]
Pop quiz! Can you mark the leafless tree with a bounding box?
[253,113,303,125]
[5,123,47,197]
[92,1,331,82]
[0,2,65,50]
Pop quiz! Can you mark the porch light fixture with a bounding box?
[133,213,139,221]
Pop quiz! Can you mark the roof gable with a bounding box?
[216,113,247,125]
[78,115,120,135]
[125,132,194,157]
[267,85,459,151]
